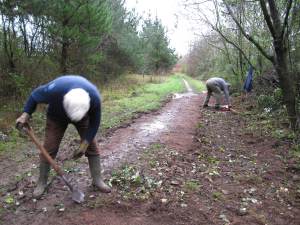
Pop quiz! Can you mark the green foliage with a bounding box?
[184,180,200,192]
[140,17,178,74]
[272,129,295,140]
[242,93,296,141]
[103,0,143,74]
[110,165,143,188]
[257,88,283,112]
[109,165,159,200]
[273,88,283,103]
[0,0,178,99]
[0,73,29,98]
[9,73,30,98]
[46,0,112,73]
[257,95,279,111]
[4,195,14,204]
[0,128,20,154]
[212,191,223,200]
[291,144,300,154]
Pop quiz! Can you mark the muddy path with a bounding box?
[1,79,202,224]
[100,79,200,171]
[1,79,300,225]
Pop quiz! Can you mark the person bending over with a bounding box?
[16,75,111,198]
[203,77,231,109]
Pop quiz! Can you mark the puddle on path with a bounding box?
[140,120,165,133]
[172,92,197,99]
[172,79,197,99]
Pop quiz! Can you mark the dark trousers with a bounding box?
[204,83,222,107]
[41,116,100,162]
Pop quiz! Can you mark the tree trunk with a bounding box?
[60,39,69,74]
[1,14,15,72]
[19,16,29,56]
[60,12,69,74]
[60,1,71,74]
[274,40,299,129]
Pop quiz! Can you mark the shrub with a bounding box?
[257,88,283,112]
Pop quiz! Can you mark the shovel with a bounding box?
[16,123,85,203]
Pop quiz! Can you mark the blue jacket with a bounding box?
[23,75,101,143]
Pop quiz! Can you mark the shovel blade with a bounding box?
[72,188,85,203]
[61,175,85,203]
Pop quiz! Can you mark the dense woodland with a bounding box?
[182,0,300,129]
[0,0,177,98]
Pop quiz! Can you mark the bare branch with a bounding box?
[183,0,211,7]
[267,0,281,29]
[213,26,255,69]
[259,0,277,38]
[195,0,255,69]
[224,1,274,63]
[206,41,225,52]
[207,40,238,76]
[281,0,293,39]
[221,38,238,76]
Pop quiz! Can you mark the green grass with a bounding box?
[290,145,300,165]
[0,129,21,153]
[212,191,224,200]
[101,74,185,130]
[184,180,201,192]
[180,74,206,92]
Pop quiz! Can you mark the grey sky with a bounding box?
[125,0,198,56]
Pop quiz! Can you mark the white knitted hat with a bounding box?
[63,88,90,122]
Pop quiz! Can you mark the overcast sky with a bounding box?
[125,0,200,56]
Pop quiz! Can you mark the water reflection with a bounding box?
[141,120,165,132]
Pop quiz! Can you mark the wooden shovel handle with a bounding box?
[24,126,64,177]
[229,108,240,114]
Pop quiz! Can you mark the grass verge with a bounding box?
[0,74,187,154]
[180,74,206,92]
[101,74,185,130]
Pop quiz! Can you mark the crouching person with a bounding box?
[203,77,231,109]
[16,75,111,198]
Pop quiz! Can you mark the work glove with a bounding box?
[16,112,30,128]
[73,140,89,159]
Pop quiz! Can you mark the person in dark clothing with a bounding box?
[16,75,111,198]
[203,77,231,109]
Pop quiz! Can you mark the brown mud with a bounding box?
[1,81,300,225]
